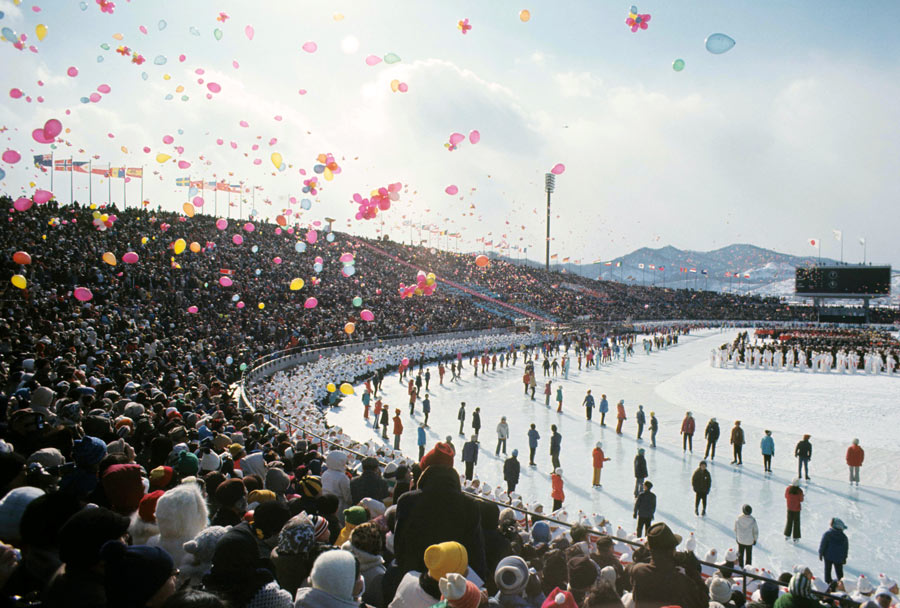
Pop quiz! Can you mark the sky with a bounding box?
[2,0,899,267]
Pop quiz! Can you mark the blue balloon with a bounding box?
[97,55,104,63]
[313,263,323,273]
[255,269,262,276]
[226,356,233,365]
[705,33,736,54]
[630,5,638,13]
[232,294,240,302]
[1,27,15,41]
[80,97,90,104]
[326,233,335,242]
[278,163,286,172]
[0,11,5,19]
[251,245,259,253]
[79,1,87,10]
[313,164,325,174]
[343,264,355,276]
[294,242,306,253]
[190,26,200,36]
[188,186,198,197]
[165,94,173,100]
[158,19,167,31]
[0,168,5,181]
[141,72,149,81]
[154,55,167,65]
[177,129,184,135]
[300,198,312,210]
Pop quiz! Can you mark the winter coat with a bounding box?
[785,486,804,512]
[731,426,745,446]
[691,468,711,495]
[593,448,610,469]
[458,406,466,421]
[760,436,775,456]
[633,490,657,519]
[551,473,565,502]
[773,592,822,608]
[422,398,431,413]
[528,429,540,449]
[705,421,720,442]
[599,398,609,413]
[583,395,595,409]
[549,432,562,455]
[636,410,646,426]
[394,465,486,579]
[497,422,509,439]
[681,416,695,435]
[417,427,426,446]
[734,513,759,545]
[634,455,648,479]
[322,452,352,517]
[472,412,481,431]
[462,440,478,464]
[389,572,441,608]
[349,471,389,505]
[626,552,708,608]
[650,416,658,432]
[342,540,386,607]
[393,415,404,436]
[818,528,849,564]
[795,440,812,460]
[295,586,359,608]
[846,445,864,467]
[617,403,627,420]
[504,456,520,485]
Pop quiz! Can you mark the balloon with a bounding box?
[190,241,201,253]
[705,33,736,54]
[33,189,53,205]
[35,24,48,40]
[352,296,363,307]
[449,132,465,145]
[216,218,228,230]
[304,297,318,309]
[360,309,374,321]
[672,58,685,71]
[11,275,27,289]
[2,150,21,164]
[13,198,32,212]
[73,287,93,302]
[244,25,254,40]
[365,55,382,66]
[187,306,198,313]
[12,251,31,265]
[232,234,243,245]
[551,163,566,175]
[243,222,255,232]
[302,41,317,53]
[226,356,233,365]
[401,357,410,367]
[192,196,204,208]
[214,28,223,41]
[239,363,247,371]
[326,383,336,393]
[306,230,318,244]
[289,278,304,291]
[475,254,489,267]
[344,322,355,335]
[173,238,186,255]
[469,130,480,144]
[295,242,307,253]
[273,257,283,265]
[67,66,78,77]
[445,185,459,195]
[271,152,282,168]
[219,276,233,287]
[156,153,171,163]
[384,52,401,64]
[122,252,139,264]
[182,202,195,217]
[339,382,354,395]
[258,302,265,310]
[102,252,116,265]
[519,9,531,21]
[236,301,245,309]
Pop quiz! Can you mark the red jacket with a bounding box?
[681,417,695,435]
[846,445,864,467]
[785,486,804,512]
[393,415,404,435]
[551,473,565,501]
[617,404,626,420]
[592,448,610,469]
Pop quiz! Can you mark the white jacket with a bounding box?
[734,513,759,545]
[321,451,352,518]
[497,422,509,439]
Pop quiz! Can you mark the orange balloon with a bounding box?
[276,215,287,226]
[102,252,117,266]
[475,254,490,267]
[12,251,32,265]
[189,241,201,253]
[519,9,531,22]
[183,202,195,217]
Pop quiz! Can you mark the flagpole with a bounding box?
[108,163,111,205]
[863,239,866,265]
[50,152,54,192]
[840,234,843,264]
[123,167,127,210]
[214,178,219,218]
[140,165,144,206]
[88,160,92,206]
[69,157,74,205]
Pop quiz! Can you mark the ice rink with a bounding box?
[326,328,900,579]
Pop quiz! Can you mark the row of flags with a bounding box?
[175,177,241,193]
[33,155,143,178]
[809,233,865,246]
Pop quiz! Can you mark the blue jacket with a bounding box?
[599,398,609,413]
[422,398,431,413]
[417,427,426,446]
[462,441,478,464]
[819,528,848,563]
[583,394,595,409]
[761,435,775,456]
[636,410,646,425]
[528,429,540,448]
[633,490,656,518]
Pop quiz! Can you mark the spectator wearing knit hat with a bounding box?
[625,523,708,608]
[211,478,246,527]
[345,521,387,607]
[147,482,209,565]
[296,549,365,608]
[390,541,479,608]
[98,540,177,608]
[271,514,319,597]
[101,463,145,515]
[350,457,390,505]
[203,526,292,608]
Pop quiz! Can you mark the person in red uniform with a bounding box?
[551,468,565,511]
[846,438,864,486]
[392,409,404,450]
[592,442,611,487]
[784,478,804,542]
[616,400,627,435]
[681,411,696,452]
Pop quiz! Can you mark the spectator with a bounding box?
[625,522,708,608]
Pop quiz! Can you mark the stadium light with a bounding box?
[545,173,556,271]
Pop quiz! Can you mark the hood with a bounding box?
[295,586,360,608]
[341,541,385,572]
[326,451,348,471]
[241,452,267,480]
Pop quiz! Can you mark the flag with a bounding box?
[638,263,644,269]
[808,238,819,247]
[551,253,558,259]
[33,154,52,169]
[604,261,613,266]
[648,264,655,270]
[859,237,865,246]
[91,167,109,175]
[175,177,191,187]
[54,159,72,172]
[73,161,90,174]
[725,272,732,277]
[484,240,492,247]
[658,266,665,271]
[615,262,621,267]
[109,168,125,178]
[562,257,570,263]
[701,269,708,275]
[190,180,203,188]
[689,268,697,273]
[126,168,143,178]
[744,273,750,279]
[229,184,241,193]
[832,230,842,241]
[205,181,217,189]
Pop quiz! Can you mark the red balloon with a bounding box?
[12,251,31,265]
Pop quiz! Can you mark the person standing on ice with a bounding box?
[784,478,804,542]
[730,421,745,465]
[504,449,520,494]
[704,417,720,460]
[421,394,431,427]
[556,385,564,413]
[634,448,648,497]
[392,409,404,450]
[495,416,509,456]
[417,422,427,460]
[681,411,696,453]
[592,441,610,487]
[795,434,812,480]
[551,468,565,511]
[599,394,609,426]
[616,400,627,435]
[528,373,537,400]
[362,388,372,421]
[527,424,540,466]
[457,402,466,436]
[734,504,759,567]
[550,424,562,469]
[380,404,390,439]
[632,481,656,537]
[761,430,775,473]
[544,381,552,407]
[846,438,864,486]
[636,405,646,440]
[692,460,711,516]
[424,368,431,391]
[472,407,482,440]
[649,411,659,447]
[818,517,849,584]
[582,390,595,421]
[461,435,478,481]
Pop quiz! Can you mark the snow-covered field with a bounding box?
[326,329,900,580]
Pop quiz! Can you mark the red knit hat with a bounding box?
[138,490,165,523]
[148,466,174,491]
[541,587,578,608]
[420,442,455,470]
[101,464,145,515]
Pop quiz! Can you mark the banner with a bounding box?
[126,168,143,178]
[91,167,109,175]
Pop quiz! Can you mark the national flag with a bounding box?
[743,273,750,279]
[109,168,125,178]
[689,268,697,273]
[832,230,842,241]
[562,257,570,263]
[725,272,732,277]
[73,161,90,174]
[54,159,72,172]
[91,167,109,175]
[680,267,686,273]
[638,263,645,269]
[219,269,234,275]
[551,253,558,259]
[484,240,492,247]
[33,154,52,169]
[229,184,241,193]
[175,177,191,187]
[615,262,621,267]
[190,180,203,188]
[701,269,708,275]
[604,261,613,266]
[126,167,143,178]
[808,238,819,247]
[648,264,655,270]
[205,181,217,189]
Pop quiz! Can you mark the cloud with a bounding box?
[554,71,603,98]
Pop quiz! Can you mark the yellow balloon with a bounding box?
[339,382,354,395]
[271,152,283,169]
[323,167,333,181]
[35,24,48,41]
[182,202,195,217]
[326,383,336,393]
[141,236,149,244]
[289,278,305,291]
[344,322,355,335]
[102,252,117,266]
[156,153,172,163]
[189,241,201,253]
[390,79,400,93]
[173,238,186,255]
[100,214,109,222]
[10,275,26,289]
[519,9,531,22]
[258,302,265,310]
[92,210,101,219]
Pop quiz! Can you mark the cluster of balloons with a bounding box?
[32,118,62,144]
[302,176,319,195]
[353,182,402,221]
[445,130,480,152]
[339,252,356,278]
[326,382,355,396]
[389,79,409,93]
[457,18,472,34]
[399,270,437,299]
[92,210,117,231]
[313,153,341,181]
[625,6,651,32]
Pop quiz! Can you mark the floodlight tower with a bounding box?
[544,172,556,271]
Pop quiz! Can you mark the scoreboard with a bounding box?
[795,265,891,296]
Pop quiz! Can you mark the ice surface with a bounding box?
[326,329,900,581]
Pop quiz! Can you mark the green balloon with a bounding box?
[352,296,363,307]
[214,28,223,41]
[384,52,401,64]
[100,43,110,50]
[239,363,248,371]
[672,58,685,72]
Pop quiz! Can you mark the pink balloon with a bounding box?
[33,189,52,204]
[469,130,480,144]
[236,301,245,309]
[32,128,53,144]
[398,82,408,93]
[216,218,228,230]
[219,276,233,287]
[232,234,243,245]
[298,89,307,95]
[273,256,282,264]
[97,84,111,94]
[243,222,255,232]
[2,150,21,164]
[304,297,318,309]
[192,196,204,207]
[244,25,254,40]
[73,287,93,302]
[66,66,78,77]
[306,230,318,244]
[13,198,32,212]
[9,88,23,99]
[162,135,174,144]
[365,55,382,66]
[178,160,191,169]
[302,41,317,53]
[187,306,199,313]
[445,185,458,195]
[360,309,374,321]
[401,358,410,367]
[139,25,147,34]
[122,252,139,264]
[89,93,101,103]
[551,163,566,175]
[207,82,221,93]
[42,118,62,138]
[449,132,465,145]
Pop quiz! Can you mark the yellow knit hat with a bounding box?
[424,541,468,580]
